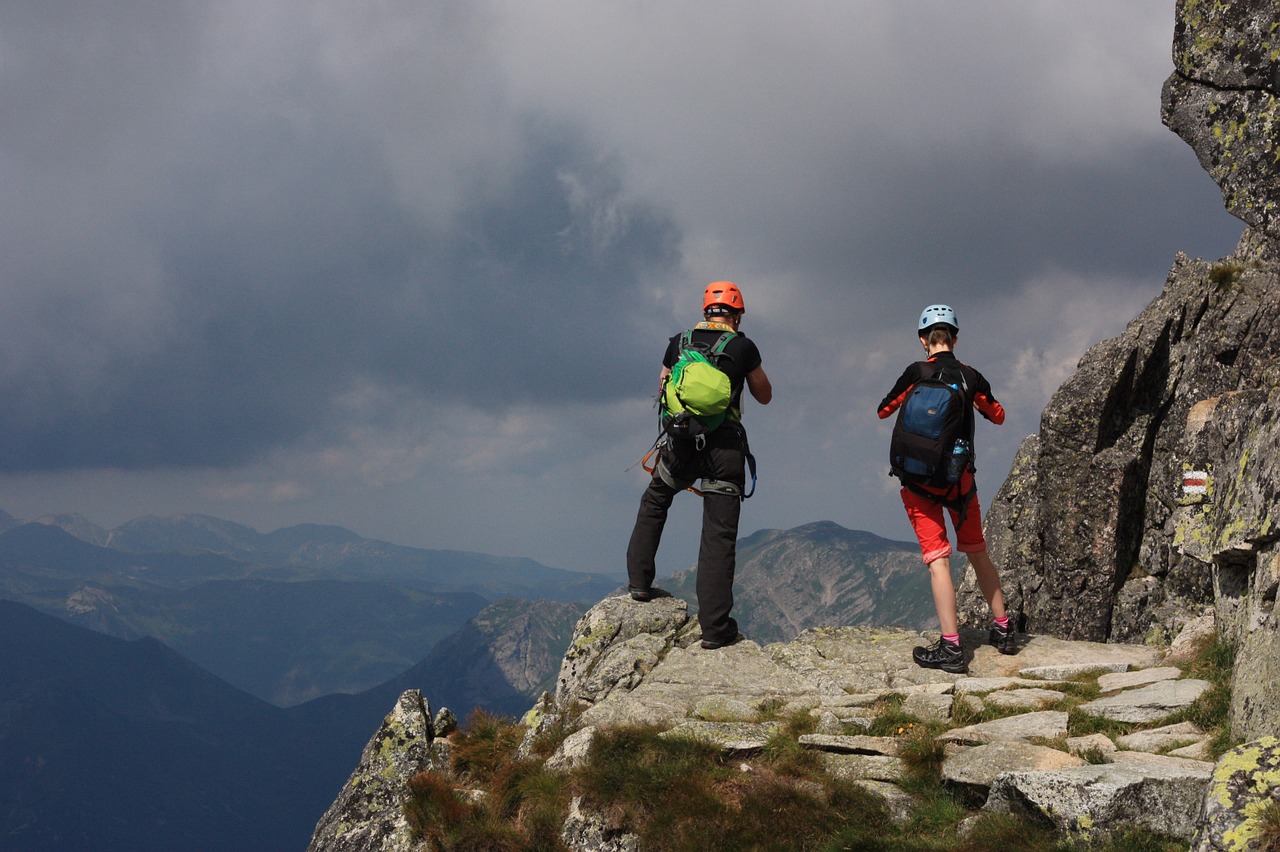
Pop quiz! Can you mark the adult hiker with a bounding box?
[626,281,772,650]
[878,304,1015,673]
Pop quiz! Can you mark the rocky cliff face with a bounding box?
[960,0,1280,741]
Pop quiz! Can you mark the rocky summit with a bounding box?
[310,595,1261,849]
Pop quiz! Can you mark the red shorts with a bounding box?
[900,472,986,564]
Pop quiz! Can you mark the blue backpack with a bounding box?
[889,363,973,489]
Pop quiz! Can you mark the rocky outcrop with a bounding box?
[307,690,450,852]
[958,231,1280,645]
[1163,0,1280,242]
[313,596,1261,847]
[1193,736,1280,852]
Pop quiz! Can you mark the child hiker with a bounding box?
[877,304,1016,674]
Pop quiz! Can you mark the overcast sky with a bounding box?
[0,1,1243,577]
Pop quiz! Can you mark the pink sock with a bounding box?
[994,616,1010,629]
[942,633,960,646]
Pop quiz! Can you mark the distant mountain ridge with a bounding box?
[0,513,616,705]
[663,520,934,644]
[29,511,615,600]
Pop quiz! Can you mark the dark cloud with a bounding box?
[0,102,681,471]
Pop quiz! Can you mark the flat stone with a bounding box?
[984,688,1066,711]
[964,634,1160,679]
[799,734,898,756]
[888,682,955,696]
[953,694,985,717]
[692,695,758,722]
[1097,667,1183,693]
[1168,740,1215,761]
[1116,721,1206,754]
[901,692,953,721]
[1020,662,1130,680]
[1107,750,1215,772]
[942,741,1085,792]
[940,711,1069,746]
[953,677,1054,695]
[659,720,780,756]
[820,693,884,708]
[985,761,1213,840]
[819,752,905,783]
[1067,734,1116,758]
[1078,679,1213,724]
[852,780,914,824]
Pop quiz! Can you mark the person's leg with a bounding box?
[927,555,959,636]
[902,488,954,626]
[952,485,1017,654]
[696,428,746,645]
[966,549,1006,619]
[625,476,678,596]
[697,490,740,643]
[951,485,1007,618]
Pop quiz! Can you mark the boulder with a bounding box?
[985,761,1212,841]
[942,741,1084,794]
[1192,736,1280,852]
[1163,0,1280,242]
[555,595,691,708]
[307,690,447,852]
[561,796,640,852]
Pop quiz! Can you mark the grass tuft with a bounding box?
[1256,799,1280,852]
[1164,633,1239,757]
[572,724,892,851]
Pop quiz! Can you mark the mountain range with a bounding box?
[0,510,936,850]
[0,513,616,705]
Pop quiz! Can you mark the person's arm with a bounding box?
[968,367,1005,424]
[877,364,921,419]
[973,390,1005,424]
[745,365,772,404]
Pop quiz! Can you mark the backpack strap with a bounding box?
[929,359,977,453]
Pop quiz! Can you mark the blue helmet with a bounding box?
[918,304,958,333]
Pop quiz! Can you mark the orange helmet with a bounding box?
[703,281,744,313]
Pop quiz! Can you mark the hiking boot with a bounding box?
[629,587,652,602]
[912,638,967,673]
[700,633,742,650]
[990,623,1017,655]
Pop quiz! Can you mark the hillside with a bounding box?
[0,600,337,852]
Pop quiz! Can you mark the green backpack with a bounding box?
[661,330,736,436]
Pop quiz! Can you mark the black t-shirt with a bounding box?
[663,327,763,412]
